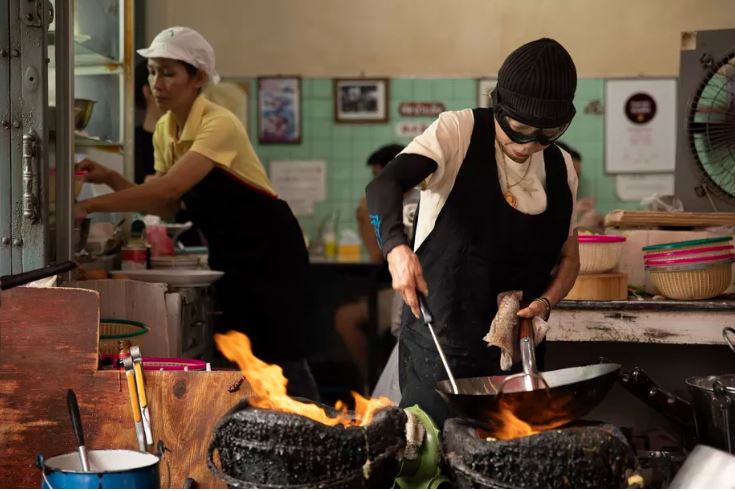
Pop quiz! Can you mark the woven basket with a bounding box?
[649,262,732,300]
[579,242,624,274]
[98,319,149,354]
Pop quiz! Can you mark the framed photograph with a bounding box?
[334,78,389,123]
[257,76,301,144]
[477,78,497,108]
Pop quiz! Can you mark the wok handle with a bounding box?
[518,316,534,342]
[724,327,735,356]
[0,261,76,290]
[618,366,694,427]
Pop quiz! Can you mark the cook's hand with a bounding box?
[517,299,548,319]
[76,159,111,185]
[73,202,89,223]
[386,244,428,318]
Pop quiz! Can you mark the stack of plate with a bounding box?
[642,236,734,300]
[150,255,201,270]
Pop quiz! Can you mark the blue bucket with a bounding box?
[37,449,160,489]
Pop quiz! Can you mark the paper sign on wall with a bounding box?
[616,173,675,201]
[269,160,326,216]
[605,79,677,174]
[395,122,431,138]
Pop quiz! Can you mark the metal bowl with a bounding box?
[73,98,96,131]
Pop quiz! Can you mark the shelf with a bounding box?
[48,35,121,68]
[75,136,122,148]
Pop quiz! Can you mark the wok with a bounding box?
[417,292,619,430]
[436,362,621,430]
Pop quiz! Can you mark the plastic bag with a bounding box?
[145,224,174,257]
[640,194,684,212]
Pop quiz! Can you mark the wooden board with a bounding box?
[605,210,735,228]
[0,287,243,488]
[564,273,628,301]
[548,306,734,345]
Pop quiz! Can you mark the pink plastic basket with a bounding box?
[643,244,734,260]
[645,253,735,268]
[103,355,207,371]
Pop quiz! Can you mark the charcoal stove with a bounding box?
[208,400,408,488]
[442,418,638,488]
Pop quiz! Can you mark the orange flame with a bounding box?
[480,394,574,440]
[215,331,393,427]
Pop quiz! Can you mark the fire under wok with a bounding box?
[436,362,621,432]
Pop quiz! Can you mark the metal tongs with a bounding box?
[123,353,149,452]
[418,292,459,394]
[130,346,153,445]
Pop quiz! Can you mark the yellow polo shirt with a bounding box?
[153,94,276,196]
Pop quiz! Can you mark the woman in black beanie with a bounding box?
[366,38,581,425]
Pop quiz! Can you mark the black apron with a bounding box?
[181,167,316,363]
[398,108,572,426]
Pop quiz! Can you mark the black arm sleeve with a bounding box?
[365,153,438,257]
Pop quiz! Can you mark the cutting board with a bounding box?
[0,286,240,488]
[605,210,735,228]
[565,273,628,301]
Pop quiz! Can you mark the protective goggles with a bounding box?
[491,91,573,146]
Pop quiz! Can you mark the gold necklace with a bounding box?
[502,154,532,207]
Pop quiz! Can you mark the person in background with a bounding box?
[75,26,319,400]
[555,141,605,233]
[335,144,417,385]
[357,144,408,263]
[134,58,165,184]
[366,38,581,425]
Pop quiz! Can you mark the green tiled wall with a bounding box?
[246,78,639,242]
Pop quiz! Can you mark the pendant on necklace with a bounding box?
[504,192,517,207]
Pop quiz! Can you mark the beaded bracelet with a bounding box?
[533,296,552,321]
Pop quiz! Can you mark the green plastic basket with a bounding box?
[642,236,733,252]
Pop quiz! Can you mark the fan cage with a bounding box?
[687,48,735,204]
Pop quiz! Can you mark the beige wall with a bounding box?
[145,0,735,78]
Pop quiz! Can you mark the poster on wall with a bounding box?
[604,79,677,174]
[257,76,301,144]
[269,160,326,216]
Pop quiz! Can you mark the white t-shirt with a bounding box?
[400,109,578,250]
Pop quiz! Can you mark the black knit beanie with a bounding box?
[493,38,577,128]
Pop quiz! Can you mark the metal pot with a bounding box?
[37,450,160,489]
[686,374,735,453]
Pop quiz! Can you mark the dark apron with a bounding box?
[399,108,572,426]
[181,167,316,363]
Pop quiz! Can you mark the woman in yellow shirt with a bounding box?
[75,27,318,400]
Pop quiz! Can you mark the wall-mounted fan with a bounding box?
[675,29,735,212]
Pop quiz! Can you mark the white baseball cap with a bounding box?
[137,26,220,85]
